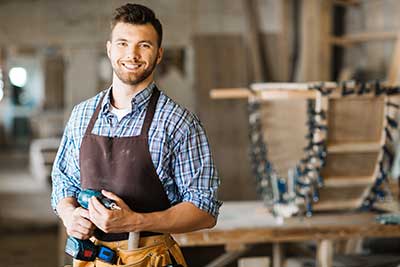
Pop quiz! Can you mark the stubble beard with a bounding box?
[114,54,158,86]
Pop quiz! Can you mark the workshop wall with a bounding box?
[344,0,400,81]
[0,0,286,201]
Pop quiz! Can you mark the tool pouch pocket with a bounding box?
[72,235,187,267]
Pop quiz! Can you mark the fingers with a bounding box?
[67,222,94,239]
[66,207,95,239]
[90,196,109,214]
[101,190,130,210]
[101,190,119,201]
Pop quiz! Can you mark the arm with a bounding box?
[51,107,96,239]
[89,191,216,234]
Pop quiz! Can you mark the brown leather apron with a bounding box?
[73,87,187,267]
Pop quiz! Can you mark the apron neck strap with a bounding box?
[84,87,160,137]
[141,87,160,136]
[84,92,107,137]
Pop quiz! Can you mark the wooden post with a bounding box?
[242,0,265,82]
[272,242,283,267]
[296,0,332,81]
[238,257,270,267]
[316,239,333,267]
[387,34,400,86]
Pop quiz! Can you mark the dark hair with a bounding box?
[111,3,163,47]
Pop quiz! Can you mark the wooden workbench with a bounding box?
[173,201,400,267]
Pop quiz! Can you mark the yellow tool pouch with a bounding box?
[71,234,187,267]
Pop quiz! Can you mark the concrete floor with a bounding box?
[0,149,59,267]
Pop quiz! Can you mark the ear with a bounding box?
[156,47,163,65]
[106,41,112,59]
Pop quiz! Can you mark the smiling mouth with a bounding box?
[121,62,143,71]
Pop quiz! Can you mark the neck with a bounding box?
[111,76,154,109]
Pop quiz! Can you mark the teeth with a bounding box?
[122,62,141,70]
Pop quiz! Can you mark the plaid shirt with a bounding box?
[51,83,222,217]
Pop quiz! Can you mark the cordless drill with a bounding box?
[65,189,118,263]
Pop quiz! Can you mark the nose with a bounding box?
[126,46,140,60]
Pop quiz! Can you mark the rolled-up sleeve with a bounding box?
[172,118,222,218]
[50,109,81,213]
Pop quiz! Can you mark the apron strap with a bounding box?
[141,87,160,136]
[84,92,107,137]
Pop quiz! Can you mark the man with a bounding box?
[51,3,222,267]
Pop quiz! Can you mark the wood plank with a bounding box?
[242,0,265,82]
[327,142,382,153]
[387,34,400,85]
[193,35,256,201]
[323,176,376,187]
[330,32,398,46]
[316,240,333,267]
[327,98,385,143]
[296,0,332,81]
[172,201,400,247]
[333,0,361,7]
[321,152,379,177]
[314,186,369,210]
[210,88,251,99]
[238,257,270,267]
[260,99,308,178]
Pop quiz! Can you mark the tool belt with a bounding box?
[71,234,187,267]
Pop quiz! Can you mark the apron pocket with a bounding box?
[118,245,170,267]
[72,259,95,267]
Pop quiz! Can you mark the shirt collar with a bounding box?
[101,82,156,115]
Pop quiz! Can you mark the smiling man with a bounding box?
[51,3,222,267]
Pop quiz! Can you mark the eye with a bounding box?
[116,41,127,47]
[140,43,151,49]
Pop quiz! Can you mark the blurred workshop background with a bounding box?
[2,1,400,267]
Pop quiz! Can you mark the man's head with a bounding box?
[107,3,163,89]
[111,3,163,48]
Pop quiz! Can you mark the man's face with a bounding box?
[107,22,163,87]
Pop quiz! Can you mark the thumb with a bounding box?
[101,190,129,209]
[101,190,120,201]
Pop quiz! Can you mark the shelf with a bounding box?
[323,176,376,187]
[327,142,382,153]
[333,0,361,7]
[330,32,399,46]
[210,88,251,99]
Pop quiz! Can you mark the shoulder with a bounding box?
[154,90,202,141]
[67,89,108,131]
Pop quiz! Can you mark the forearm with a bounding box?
[133,202,216,234]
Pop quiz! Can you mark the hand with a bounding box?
[88,190,139,233]
[62,206,96,240]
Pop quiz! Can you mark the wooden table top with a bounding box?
[173,201,400,247]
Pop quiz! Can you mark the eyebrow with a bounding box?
[113,38,154,45]
[138,40,154,45]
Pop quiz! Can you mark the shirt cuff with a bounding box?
[181,190,223,218]
[51,186,80,215]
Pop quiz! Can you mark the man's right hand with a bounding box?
[57,197,96,240]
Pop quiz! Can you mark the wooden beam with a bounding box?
[296,0,333,81]
[330,32,399,46]
[242,0,265,82]
[387,34,400,85]
[333,0,361,7]
[327,142,382,153]
[209,88,251,99]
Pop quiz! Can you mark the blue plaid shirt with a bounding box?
[51,83,222,217]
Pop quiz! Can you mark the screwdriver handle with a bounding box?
[128,231,140,250]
